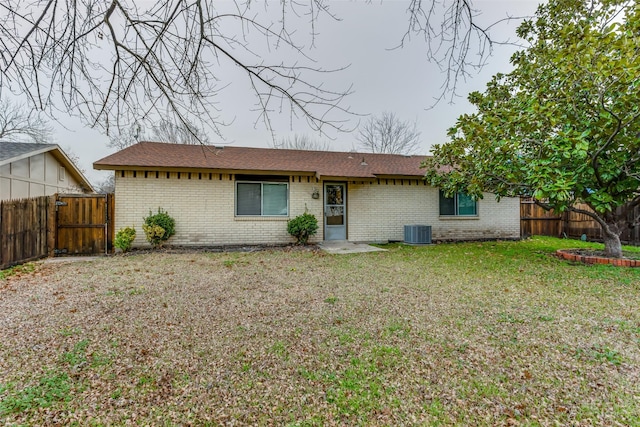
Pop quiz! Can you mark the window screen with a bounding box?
[236,181,288,216]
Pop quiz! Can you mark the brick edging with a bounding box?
[556,249,640,267]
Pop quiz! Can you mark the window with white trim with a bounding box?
[439,190,477,216]
[236,177,289,216]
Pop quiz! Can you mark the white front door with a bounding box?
[324,183,346,240]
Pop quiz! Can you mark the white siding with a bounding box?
[0,152,83,200]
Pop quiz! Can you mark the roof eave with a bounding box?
[93,163,318,177]
[49,147,95,193]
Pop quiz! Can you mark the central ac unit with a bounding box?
[404,225,432,244]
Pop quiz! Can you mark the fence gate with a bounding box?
[55,194,113,256]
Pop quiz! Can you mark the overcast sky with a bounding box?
[40,0,541,184]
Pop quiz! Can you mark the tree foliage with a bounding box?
[424,0,640,257]
[0,99,51,143]
[357,112,422,155]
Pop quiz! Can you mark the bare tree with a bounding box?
[151,119,210,145]
[61,145,85,174]
[356,112,422,155]
[0,98,52,143]
[0,1,515,138]
[94,174,115,194]
[107,122,144,151]
[107,119,209,150]
[271,134,330,151]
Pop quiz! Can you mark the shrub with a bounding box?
[143,208,175,247]
[287,212,319,245]
[114,227,136,252]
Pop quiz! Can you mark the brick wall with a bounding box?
[346,179,520,242]
[114,171,324,247]
[114,172,519,247]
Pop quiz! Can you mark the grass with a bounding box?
[0,262,35,280]
[0,236,638,425]
[0,371,71,416]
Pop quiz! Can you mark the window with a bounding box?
[236,180,288,216]
[59,166,66,181]
[439,190,477,216]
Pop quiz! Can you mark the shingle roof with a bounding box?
[0,141,56,162]
[94,141,429,179]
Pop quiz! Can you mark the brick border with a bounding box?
[556,249,640,267]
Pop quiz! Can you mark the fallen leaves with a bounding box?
[0,239,638,425]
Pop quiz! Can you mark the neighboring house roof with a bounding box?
[94,141,429,179]
[0,141,95,192]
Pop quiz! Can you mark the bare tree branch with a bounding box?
[94,173,115,194]
[270,133,330,151]
[0,0,352,140]
[107,117,210,149]
[356,111,422,155]
[0,98,52,143]
[403,0,528,105]
[0,1,532,139]
[151,118,210,145]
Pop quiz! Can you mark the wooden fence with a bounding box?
[56,194,114,256]
[521,199,640,245]
[1,194,115,270]
[1,196,55,270]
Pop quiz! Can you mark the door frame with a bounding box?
[323,182,347,240]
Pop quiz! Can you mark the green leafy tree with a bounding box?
[424,0,640,258]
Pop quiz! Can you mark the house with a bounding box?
[93,141,520,246]
[0,142,94,200]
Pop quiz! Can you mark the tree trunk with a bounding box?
[602,223,623,258]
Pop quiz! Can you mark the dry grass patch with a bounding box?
[0,237,638,425]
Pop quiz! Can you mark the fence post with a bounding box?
[0,200,4,269]
[47,195,57,257]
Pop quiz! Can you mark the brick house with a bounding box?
[93,141,520,247]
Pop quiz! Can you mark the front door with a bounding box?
[324,183,346,240]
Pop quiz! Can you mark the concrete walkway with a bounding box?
[43,256,103,264]
[317,240,387,254]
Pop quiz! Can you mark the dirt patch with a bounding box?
[116,243,320,256]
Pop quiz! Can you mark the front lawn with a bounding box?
[0,237,638,425]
